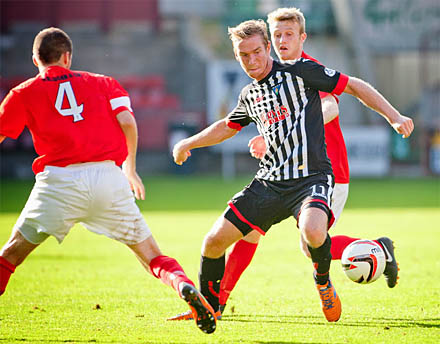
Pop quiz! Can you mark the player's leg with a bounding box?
[300,182,350,259]
[300,181,398,287]
[1,165,81,296]
[167,215,242,323]
[299,182,372,260]
[168,178,280,321]
[326,182,362,260]
[83,162,216,333]
[199,215,244,312]
[219,229,261,308]
[126,235,217,334]
[292,173,341,322]
[202,178,281,313]
[299,206,332,284]
[127,235,190,291]
[330,182,398,286]
[0,227,43,295]
[330,183,349,228]
[299,205,341,322]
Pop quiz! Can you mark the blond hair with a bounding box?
[267,7,306,34]
[228,19,269,46]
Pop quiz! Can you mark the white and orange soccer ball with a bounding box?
[341,239,386,284]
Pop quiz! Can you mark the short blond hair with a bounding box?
[267,7,306,34]
[228,19,269,46]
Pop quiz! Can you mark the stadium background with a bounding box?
[0,0,439,180]
[0,2,439,343]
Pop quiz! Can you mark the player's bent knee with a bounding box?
[302,227,327,248]
[1,227,41,266]
[201,234,226,258]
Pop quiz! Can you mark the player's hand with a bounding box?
[173,141,192,165]
[122,164,145,200]
[392,115,414,138]
[248,135,267,160]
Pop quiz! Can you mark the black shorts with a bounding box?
[224,173,335,236]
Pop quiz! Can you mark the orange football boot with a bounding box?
[315,278,341,322]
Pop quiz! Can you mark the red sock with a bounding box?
[219,240,258,305]
[149,255,194,295]
[0,256,16,296]
[330,235,360,260]
[330,236,383,259]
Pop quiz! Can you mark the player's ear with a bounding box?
[233,47,240,61]
[62,52,72,68]
[32,55,39,68]
[266,40,271,53]
[301,32,307,43]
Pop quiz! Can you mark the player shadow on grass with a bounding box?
[221,314,440,329]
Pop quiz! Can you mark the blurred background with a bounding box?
[1,0,439,180]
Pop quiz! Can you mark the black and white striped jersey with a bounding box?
[226,59,348,181]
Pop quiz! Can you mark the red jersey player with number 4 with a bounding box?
[0,27,216,334]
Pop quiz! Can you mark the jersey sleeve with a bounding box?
[319,91,339,104]
[226,91,252,131]
[0,89,27,139]
[296,59,348,96]
[104,77,134,117]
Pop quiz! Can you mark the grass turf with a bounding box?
[0,176,439,343]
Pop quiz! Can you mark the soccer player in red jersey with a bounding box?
[170,17,413,322]
[0,27,216,334]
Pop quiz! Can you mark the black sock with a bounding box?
[199,255,225,310]
[308,235,332,285]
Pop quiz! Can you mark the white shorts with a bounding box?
[330,183,349,228]
[15,161,151,245]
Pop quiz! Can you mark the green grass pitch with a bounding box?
[0,176,439,343]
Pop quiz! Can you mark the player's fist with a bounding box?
[392,115,414,138]
[173,141,192,165]
[248,135,267,160]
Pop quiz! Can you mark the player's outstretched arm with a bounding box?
[343,77,414,138]
[0,135,5,144]
[173,119,237,165]
[117,110,145,200]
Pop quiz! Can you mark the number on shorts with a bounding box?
[311,185,327,199]
[55,81,84,122]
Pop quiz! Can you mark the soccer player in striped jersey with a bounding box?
[0,27,216,334]
[172,20,413,322]
[216,7,401,315]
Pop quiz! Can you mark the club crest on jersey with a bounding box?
[324,68,336,77]
[272,83,282,96]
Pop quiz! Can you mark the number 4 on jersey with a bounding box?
[55,81,84,122]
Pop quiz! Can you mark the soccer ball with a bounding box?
[341,239,386,284]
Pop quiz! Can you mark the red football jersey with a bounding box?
[301,52,350,183]
[0,66,133,174]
